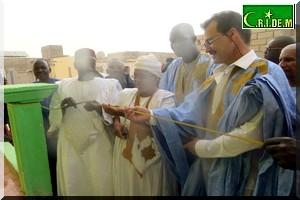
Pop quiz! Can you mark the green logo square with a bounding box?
[243,5,294,29]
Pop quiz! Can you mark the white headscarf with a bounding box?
[134,54,162,78]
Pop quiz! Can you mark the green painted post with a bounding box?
[4,83,58,196]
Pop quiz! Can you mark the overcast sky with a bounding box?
[2,0,297,57]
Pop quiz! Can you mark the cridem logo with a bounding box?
[243,5,294,29]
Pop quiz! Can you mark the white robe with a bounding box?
[49,77,121,196]
[113,88,178,196]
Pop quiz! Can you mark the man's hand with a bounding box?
[113,116,128,139]
[84,100,102,115]
[113,120,128,140]
[183,138,199,156]
[124,106,151,124]
[47,128,59,139]
[61,97,77,116]
[4,124,11,136]
[262,137,296,170]
[102,104,124,117]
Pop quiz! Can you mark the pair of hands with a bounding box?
[60,97,151,120]
[183,137,298,171]
[58,98,299,170]
[110,107,152,140]
[184,137,298,169]
[47,97,102,139]
[60,97,200,152]
[60,97,101,116]
[59,97,153,138]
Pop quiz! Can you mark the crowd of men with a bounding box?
[3,10,298,197]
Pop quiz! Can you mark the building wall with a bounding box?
[4,57,36,84]
[50,56,76,79]
[4,29,296,84]
[41,45,64,60]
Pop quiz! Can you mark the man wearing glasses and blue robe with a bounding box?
[125,11,296,196]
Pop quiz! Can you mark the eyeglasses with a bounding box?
[204,33,226,48]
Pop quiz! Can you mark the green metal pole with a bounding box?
[4,83,58,196]
[8,102,52,196]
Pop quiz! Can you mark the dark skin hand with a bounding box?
[47,128,59,139]
[84,102,125,117]
[113,116,128,140]
[262,137,297,170]
[61,97,77,117]
[183,138,199,156]
[84,100,103,115]
[102,104,127,139]
[84,102,127,139]
[102,103,125,117]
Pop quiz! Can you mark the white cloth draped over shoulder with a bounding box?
[49,77,121,196]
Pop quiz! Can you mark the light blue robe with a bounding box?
[151,58,296,196]
[159,53,216,105]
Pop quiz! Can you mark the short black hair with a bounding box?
[33,58,50,69]
[201,11,251,44]
[270,36,295,47]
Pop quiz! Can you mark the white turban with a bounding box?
[134,54,162,78]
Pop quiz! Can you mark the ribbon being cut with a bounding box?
[44,101,264,146]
